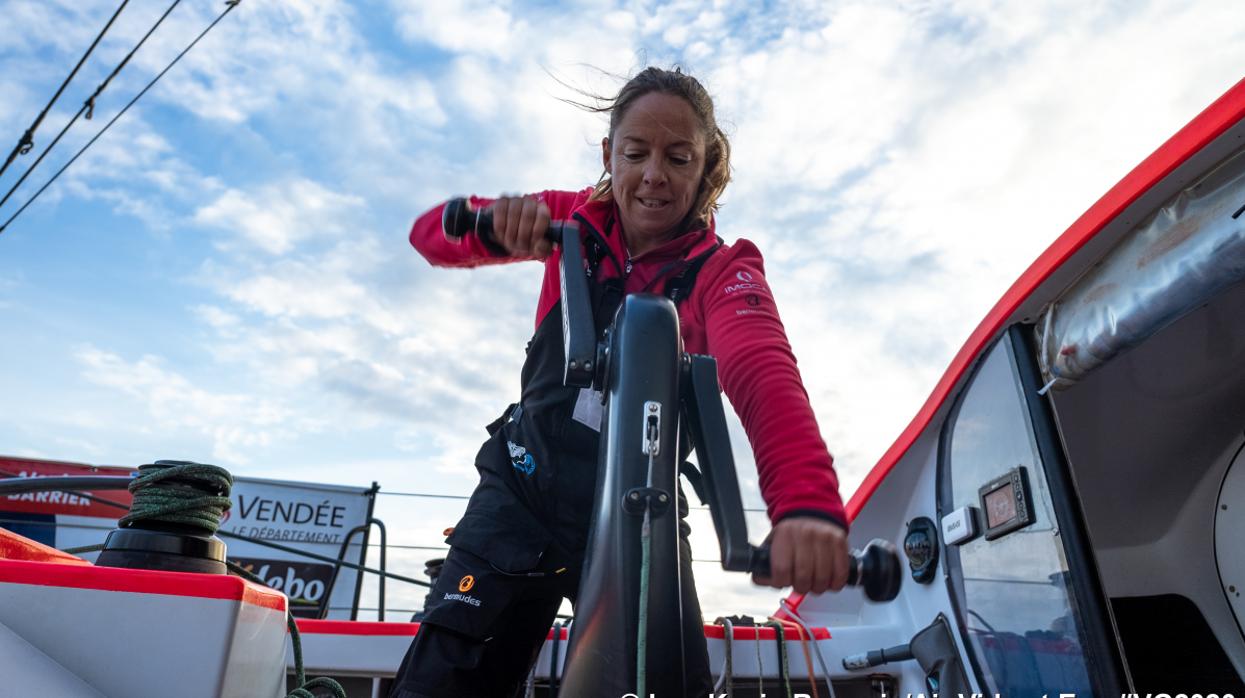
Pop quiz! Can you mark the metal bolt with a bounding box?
[658,493,669,503]
[584,361,592,371]
[629,492,640,501]
[569,360,578,370]
[648,403,659,413]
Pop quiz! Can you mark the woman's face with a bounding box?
[602,92,707,251]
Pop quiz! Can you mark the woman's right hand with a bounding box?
[484,196,553,260]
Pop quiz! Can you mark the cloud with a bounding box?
[75,347,300,465]
[194,179,365,255]
[192,304,241,338]
[185,177,541,446]
[391,0,521,59]
[128,1,450,149]
[193,259,535,429]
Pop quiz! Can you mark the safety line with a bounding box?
[0,0,183,214]
[0,1,130,180]
[0,0,243,236]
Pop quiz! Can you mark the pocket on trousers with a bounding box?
[419,548,514,641]
[446,506,550,573]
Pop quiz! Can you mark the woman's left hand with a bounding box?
[752,516,850,595]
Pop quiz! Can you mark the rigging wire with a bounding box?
[0,467,131,511]
[0,0,130,181]
[378,487,769,512]
[377,490,470,500]
[0,0,184,214]
[0,0,244,237]
[713,618,734,695]
[0,467,735,561]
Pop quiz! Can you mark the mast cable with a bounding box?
[0,0,130,181]
[0,0,243,236]
[0,0,183,214]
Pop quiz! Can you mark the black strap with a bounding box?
[485,402,521,436]
[663,236,724,304]
[573,211,624,279]
[679,461,709,506]
[583,234,609,278]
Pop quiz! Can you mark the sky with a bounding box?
[0,0,1242,619]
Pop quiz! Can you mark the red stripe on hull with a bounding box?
[0,556,286,611]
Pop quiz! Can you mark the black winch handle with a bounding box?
[749,538,902,602]
[440,197,596,389]
[442,196,565,245]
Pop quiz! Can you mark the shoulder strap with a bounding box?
[573,211,623,279]
[584,234,613,279]
[664,235,724,304]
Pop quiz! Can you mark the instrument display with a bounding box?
[978,466,1035,540]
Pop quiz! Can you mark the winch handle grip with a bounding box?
[749,538,902,602]
[442,197,566,246]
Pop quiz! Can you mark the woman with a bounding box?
[391,67,849,698]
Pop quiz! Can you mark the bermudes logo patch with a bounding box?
[443,591,482,607]
[458,574,474,592]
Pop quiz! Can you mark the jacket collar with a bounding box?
[573,196,719,265]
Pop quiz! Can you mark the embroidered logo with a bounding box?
[724,268,766,295]
[443,592,482,607]
[507,440,536,476]
[458,575,475,592]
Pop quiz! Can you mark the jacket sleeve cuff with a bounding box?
[774,508,849,532]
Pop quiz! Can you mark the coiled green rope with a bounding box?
[119,460,233,532]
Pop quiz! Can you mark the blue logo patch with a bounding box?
[506,440,536,476]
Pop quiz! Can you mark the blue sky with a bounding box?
[1,0,1242,617]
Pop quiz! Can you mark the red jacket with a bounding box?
[410,188,846,527]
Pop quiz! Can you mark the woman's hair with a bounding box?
[578,67,731,231]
